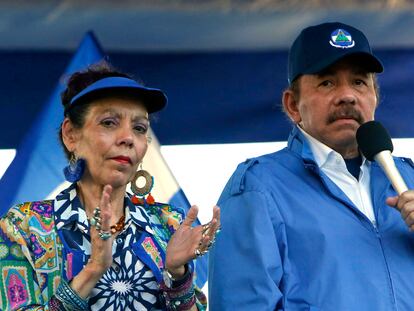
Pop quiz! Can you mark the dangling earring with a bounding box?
[63,153,86,183]
[131,164,155,205]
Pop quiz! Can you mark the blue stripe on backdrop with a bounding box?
[0,32,104,214]
[144,130,208,287]
[169,188,192,210]
[170,188,208,288]
[1,48,414,149]
[107,49,414,145]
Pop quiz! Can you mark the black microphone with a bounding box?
[356,121,408,195]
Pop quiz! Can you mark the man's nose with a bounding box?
[334,84,357,105]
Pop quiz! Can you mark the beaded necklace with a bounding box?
[110,215,126,234]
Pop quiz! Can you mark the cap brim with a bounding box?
[69,77,167,114]
[74,87,167,114]
[303,52,383,76]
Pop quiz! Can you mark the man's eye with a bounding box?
[320,80,333,87]
[355,79,367,86]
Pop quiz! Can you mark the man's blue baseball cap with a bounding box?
[288,22,383,84]
[67,76,167,114]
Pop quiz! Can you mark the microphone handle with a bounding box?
[375,151,408,195]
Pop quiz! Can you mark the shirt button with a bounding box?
[116,237,123,244]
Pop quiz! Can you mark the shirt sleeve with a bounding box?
[153,203,208,310]
[208,187,286,311]
[0,212,62,311]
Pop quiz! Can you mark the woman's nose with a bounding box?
[117,127,134,147]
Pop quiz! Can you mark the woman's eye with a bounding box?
[134,124,148,133]
[101,119,116,127]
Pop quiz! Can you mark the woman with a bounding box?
[0,62,220,310]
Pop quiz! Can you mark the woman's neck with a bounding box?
[76,181,125,222]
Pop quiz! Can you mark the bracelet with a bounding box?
[160,270,196,311]
[55,279,89,310]
[170,264,191,288]
[49,296,66,311]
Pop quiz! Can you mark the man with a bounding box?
[208,22,414,310]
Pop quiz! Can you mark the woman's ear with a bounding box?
[282,89,302,124]
[61,118,78,152]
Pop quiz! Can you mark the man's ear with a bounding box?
[282,89,301,124]
[61,118,78,152]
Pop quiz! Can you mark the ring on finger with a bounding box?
[90,217,97,227]
[195,248,202,258]
[195,247,209,258]
[90,207,101,227]
[90,207,111,240]
[202,222,211,233]
[195,248,207,257]
[93,207,101,216]
[90,215,102,227]
[90,216,101,226]
[98,231,111,240]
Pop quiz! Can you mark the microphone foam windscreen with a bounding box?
[356,121,393,161]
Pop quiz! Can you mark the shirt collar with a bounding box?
[297,125,369,170]
[297,126,336,168]
[54,183,88,233]
[54,184,155,235]
[124,194,155,235]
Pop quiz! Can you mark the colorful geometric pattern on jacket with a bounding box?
[0,183,206,310]
[0,200,61,310]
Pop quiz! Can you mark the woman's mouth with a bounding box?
[111,156,132,164]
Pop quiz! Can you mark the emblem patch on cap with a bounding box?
[329,29,355,49]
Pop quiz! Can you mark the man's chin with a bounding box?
[328,120,361,135]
